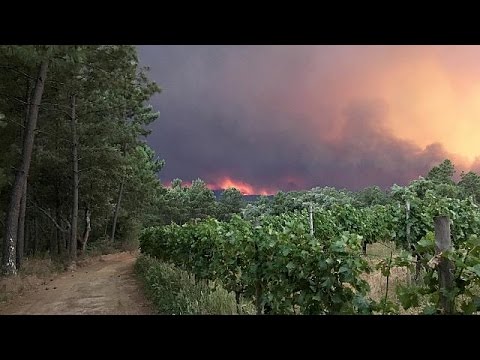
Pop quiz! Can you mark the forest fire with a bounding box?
[163,177,276,195]
[207,177,275,195]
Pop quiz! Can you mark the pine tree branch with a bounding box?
[0,65,34,80]
[0,91,28,105]
[29,200,70,233]
[2,117,25,129]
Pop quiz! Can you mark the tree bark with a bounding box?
[16,80,32,269]
[78,207,91,252]
[2,60,48,275]
[111,143,127,243]
[33,212,38,256]
[25,221,30,257]
[104,216,109,239]
[49,226,57,257]
[55,110,64,257]
[110,180,124,243]
[56,191,64,256]
[16,183,27,268]
[70,94,78,260]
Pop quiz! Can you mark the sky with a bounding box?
[137,45,480,194]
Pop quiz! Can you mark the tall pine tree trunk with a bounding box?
[16,184,27,268]
[70,94,78,260]
[49,226,57,257]
[79,207,91,252]
[110,180,124,243]
[33,211,38,256]
[55,109,64,257]
[25,220,30,257]
[104,216,109,239]
[55,177,65,257]
[111,143,127,243]
[2,60,48,275]
[16,80,32,269]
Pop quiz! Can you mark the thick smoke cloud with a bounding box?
[137,45,478,192]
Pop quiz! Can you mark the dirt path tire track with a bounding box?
[0,252,155,315]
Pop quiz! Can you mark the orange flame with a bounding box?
[207,177,275,195]
[163,178,276,195]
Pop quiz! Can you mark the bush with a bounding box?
[85,237,116,256]
[135,254,255,315]
[114,215,143,247]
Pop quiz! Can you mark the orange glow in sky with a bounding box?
[294,46,480,165]
[377,53,480,162]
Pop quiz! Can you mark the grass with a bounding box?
[363,242,428,314]
[19,255,66,276]
[135,254,256,315]
[0,255,65,304]
[84,236,139,257]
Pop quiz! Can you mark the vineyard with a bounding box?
[140,176,480,314]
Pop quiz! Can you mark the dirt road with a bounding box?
[0,252,155,315]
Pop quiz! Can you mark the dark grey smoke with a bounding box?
[137,45,455,191]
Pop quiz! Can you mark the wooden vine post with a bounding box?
[434,216,455,314]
